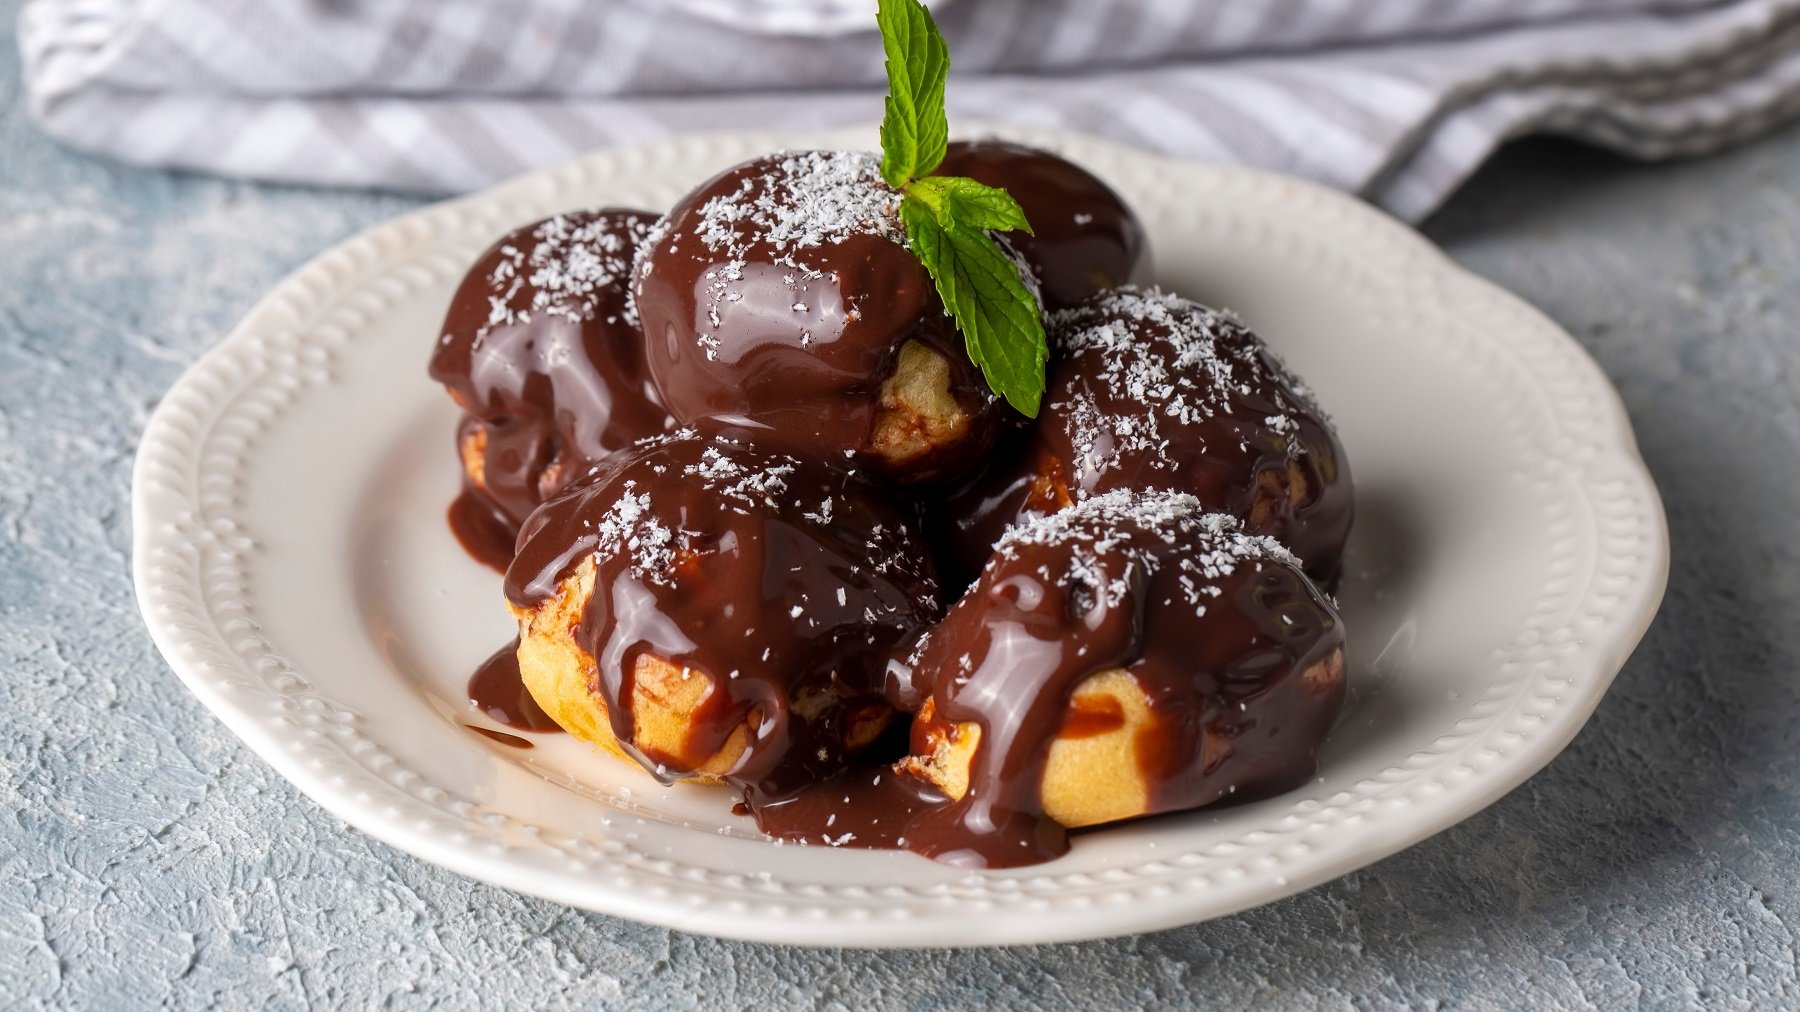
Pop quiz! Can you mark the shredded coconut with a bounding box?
[992,489,1300,621]
[1046,286,1320,483]
[584,429,937,615]
[482,212,652,333]
[682,444,796,511]
[693,150,904,259]
[644,151,907,358]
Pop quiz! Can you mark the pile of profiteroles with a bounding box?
[429,141,1352,867]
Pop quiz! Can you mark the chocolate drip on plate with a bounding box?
[759,491,1346,867]
[466,637,562,733]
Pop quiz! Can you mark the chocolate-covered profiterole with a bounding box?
[505,426,941,801]
[631,151,1004,483]
[430,209,674,567]
[942,286,1352,587]
[885,490,1344,867]
[937,139,1148,310]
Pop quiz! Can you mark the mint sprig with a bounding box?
[901,201,1047,415]
[876,0,1047,417]
[906,175,1031,232]
[877,0,948,188]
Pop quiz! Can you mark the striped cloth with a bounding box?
[19,0,1800,220]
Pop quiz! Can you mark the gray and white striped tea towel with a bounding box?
[20,0,1800,220]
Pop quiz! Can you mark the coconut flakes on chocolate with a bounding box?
[1047,286,1314,478]
[693,150,905,264]
[438,138,1349,870]
[991,488,1302,620]
[883,486,1344,866]
[483,212,655,331]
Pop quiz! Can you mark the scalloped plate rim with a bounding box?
[130,124,1670,948]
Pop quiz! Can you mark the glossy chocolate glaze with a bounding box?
[915,491,1343,865]
[631,151,1002,483]
[467,726,535,749]
[505,425,941,800]
[431,208,674,548]
[435,156,1347,869]
[748,768,945,852]
[467,638,562,733]
[445,435,521,573]
[760,491,1345,867]
[937,140,1149,311]
[939,287,1353,587]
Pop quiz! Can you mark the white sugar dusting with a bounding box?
[1047,286,1317,483]
[591,480,677,586]
[482,212,652,333]
[992,488,1299,619]
[683,444,796,511]
[647,151,906,358]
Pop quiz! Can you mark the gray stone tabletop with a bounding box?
[5,14,1800,1011]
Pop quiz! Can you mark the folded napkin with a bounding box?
[20,0,1800,219]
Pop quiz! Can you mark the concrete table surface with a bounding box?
[5,17,1800,1012]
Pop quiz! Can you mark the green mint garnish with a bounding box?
[876,0,1047,417]
[900,200,1048,416]
[905,175,1031,232]
[876,0,948,188]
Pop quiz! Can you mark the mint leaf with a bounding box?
[876,0,949,189]
[902,196,1048,416]
[906,175,1033,233]
[876,0,1046,413]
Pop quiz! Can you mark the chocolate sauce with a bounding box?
[1058,694,1128,739]
[446,481,519,574]
[466,638,562,733]
[466,725,535,749]
[431,209,675,559]
[939,287,1353,587]
[431,157,1346,870]
[748,768,946,852]
[909,491,1343,866]
[631,151,1002,484]
[937,140,1149,311]
[506,425,941,801]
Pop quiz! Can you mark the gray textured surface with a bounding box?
[6,15,1800,1012]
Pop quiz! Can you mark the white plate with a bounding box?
[131,126,1668,948]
